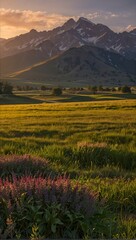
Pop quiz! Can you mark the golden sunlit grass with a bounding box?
[0,99,136,169]
[0,99,136,238]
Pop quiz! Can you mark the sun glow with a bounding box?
[0,8,72,38]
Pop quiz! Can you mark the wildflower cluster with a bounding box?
[0,175,96,238]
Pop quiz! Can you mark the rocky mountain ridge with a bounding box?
[0,17,136,60]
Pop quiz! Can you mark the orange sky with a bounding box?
[0,8,74,38]
[0,0,136,38]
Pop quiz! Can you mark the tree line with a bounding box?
[0,81,13,94]
[87,85,132,93]
[0,81,132,95]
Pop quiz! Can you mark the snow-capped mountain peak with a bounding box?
[0,17,136,60]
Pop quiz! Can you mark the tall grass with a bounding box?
[0,99,136,238]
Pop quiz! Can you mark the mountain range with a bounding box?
[0,17,136,86]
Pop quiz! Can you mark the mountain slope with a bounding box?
[0,19,76,59]
[0,40,60,75]
[12,45,136,86]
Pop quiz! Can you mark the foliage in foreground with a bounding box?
[0,155,50,179]
[0,175,96,239]
[0,154,136,239]
[0,100,136,239]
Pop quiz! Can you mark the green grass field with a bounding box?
[0,97,136,238]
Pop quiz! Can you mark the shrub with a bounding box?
[0,81,3,94]
[121,85,131,93]
[117,86,122,91]
[111,87,116,92]
[88,86,97,93]
[0,176,96,238]
[2,82,13,94]
[0,81,13,94]
[52,87,62,96]
[0,155,50,178]
[98,85,103,91]
[41,85,47,91]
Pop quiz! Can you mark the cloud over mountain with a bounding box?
[0,8,72,38]
[1,7,136,38]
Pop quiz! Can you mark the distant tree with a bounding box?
[91,86,97,94]
[104,87,110,92]
[52,87,62,96]
[41,85,47,91]
[121,85,131,93]
[88,86,91,91]
[0,81,3,94]
[23,85,34,91]
[88,86,97,93]
[98,85,103,92]
[34,86,38,90]
[16,85,22,91]
[117,86,122,92]
[111,87,116,92]
[23,85,29,91]
[2,82,13,94]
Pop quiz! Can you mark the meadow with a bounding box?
[0,97,136,238]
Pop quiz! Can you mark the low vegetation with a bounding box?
[0,98,136,238]
[52,87,62,96]
[0,81,13,94]
[121,85,131,93]
[0,174,96,239]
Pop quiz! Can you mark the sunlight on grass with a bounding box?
[0,99,136,238]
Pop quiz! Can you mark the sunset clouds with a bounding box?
[0,8,72,38]
[0,7,136,38]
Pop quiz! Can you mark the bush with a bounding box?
[111,87,116,92]
[98,85,103,91]
[117,86,122,91]
[0,176,96,238]
[121,85,131,93]
[52,87,62,96]
[0,155,50,179]
[0,82,3,94]
[0,81,13,94]
[41,85,47,91]
[88,86,97,93]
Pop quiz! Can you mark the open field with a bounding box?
[0,98,136,238]
[0,91,136,105]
